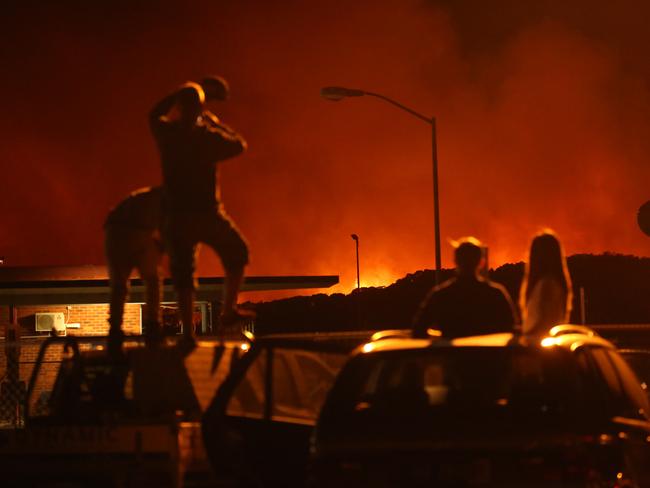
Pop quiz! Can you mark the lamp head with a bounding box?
[351,234,359,241]
[639,200,650,237]
[321,86,365,101]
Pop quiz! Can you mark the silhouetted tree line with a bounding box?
[250,253,650,334]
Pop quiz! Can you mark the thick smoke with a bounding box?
[1,0,649,300]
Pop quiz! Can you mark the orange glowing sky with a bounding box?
[1,1,650,300]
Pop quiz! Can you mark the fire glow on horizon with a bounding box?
[1,1,650,302]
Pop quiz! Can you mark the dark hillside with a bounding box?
[250,254,650,333]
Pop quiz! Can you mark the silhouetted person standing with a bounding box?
[104,186,164,354]
[413,237,517,339]
[150,77,252,345]
[520,229,572,336]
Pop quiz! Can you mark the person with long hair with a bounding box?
[520,230,573,335]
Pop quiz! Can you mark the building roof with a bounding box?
[0,265,109,282]
[0,265,339,305]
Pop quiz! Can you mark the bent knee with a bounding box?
[222,241,249,272]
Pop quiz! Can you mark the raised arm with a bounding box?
[202,110,241,137]
[202,114,248,161]
[149,91,178,129]
[149,82,205,130]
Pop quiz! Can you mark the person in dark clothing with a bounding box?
[412,237,517,339]
[150,77,253,344]
[104,186,164,353]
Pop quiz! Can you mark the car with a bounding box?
[310,329,650,487]
[201,332,364,487]
[0,334,243,488]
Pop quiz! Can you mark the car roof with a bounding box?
[540,332,616,351]
[354,328,617,356]
[247,330,374,353]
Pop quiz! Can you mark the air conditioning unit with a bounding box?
[35,312,66,335]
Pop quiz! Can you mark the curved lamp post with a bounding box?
[322,86,442,284]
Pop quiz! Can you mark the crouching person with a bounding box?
[104,186,164,354]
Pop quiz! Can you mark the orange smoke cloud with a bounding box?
[1,1,649,302]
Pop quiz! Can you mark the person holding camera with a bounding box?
[150,76,253,347]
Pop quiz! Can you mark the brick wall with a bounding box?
[0,303,142,425]
[0,304,142,338]
[14,341,65,415]
[0,307,7,329]
[0,301,216,426]
[0,339,101,423]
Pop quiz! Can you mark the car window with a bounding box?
[273,352,301,410]
[226,349,266,419]
[589,348,623,397]
[607,351,650,418]
[321,347,585,432]
[294,351,347,413]
[573,349,592,377]
[271,349,346,424]
[226,347,347,424]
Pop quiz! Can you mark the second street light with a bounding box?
[351,233,360,289]
[322,86,442,284]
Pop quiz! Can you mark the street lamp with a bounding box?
[322,86,442,284]
[351,234,360,289]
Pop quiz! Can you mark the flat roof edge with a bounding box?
[0,275,339,305]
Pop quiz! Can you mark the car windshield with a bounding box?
[321,346,589,437]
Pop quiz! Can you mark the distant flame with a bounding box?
[357,267,400,290]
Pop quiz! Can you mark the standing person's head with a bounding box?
[453,237,485,278]
[200,75,229,101]
[175,82,205,126]
[520,229,572,312]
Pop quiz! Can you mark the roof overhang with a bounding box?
[0,272,339,306]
